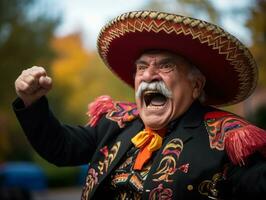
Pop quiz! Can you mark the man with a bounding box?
[13,11,266,200]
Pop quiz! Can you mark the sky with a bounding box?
[34,0,252,50]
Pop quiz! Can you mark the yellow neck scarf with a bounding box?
[131,127,167,170]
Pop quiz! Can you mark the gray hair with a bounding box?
[187,65,206,103]
[135,81,172,99]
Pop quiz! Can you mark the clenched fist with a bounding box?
[15,66,52,107]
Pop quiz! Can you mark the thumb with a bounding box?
[39,76,52,90]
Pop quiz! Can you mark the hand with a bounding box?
[15,66,53,107]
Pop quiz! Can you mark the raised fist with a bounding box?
[15,66,52,107]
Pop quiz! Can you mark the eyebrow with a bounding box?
[135,60,148,66]
[157,57,177,65]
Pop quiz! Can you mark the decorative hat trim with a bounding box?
[97,10,258,106]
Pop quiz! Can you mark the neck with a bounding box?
[145,127,168,137]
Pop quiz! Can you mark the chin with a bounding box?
[142,117,168,130]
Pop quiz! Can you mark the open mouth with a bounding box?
[143,90,168,108]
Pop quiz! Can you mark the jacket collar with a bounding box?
[165,101,208,143]
[173,100,206,129]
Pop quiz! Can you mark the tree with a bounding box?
[0,0,59,161]
[50,33,134,125]
[246,0,266,86]
[0,0,59,107]
[242,0,266,125]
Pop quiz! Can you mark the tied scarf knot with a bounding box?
[131,128,166,170]
[132,129,162,151]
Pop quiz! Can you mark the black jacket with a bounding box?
[13,97,266,200]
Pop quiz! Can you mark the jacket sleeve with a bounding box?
[12,96,113,166]
[204,110,266,199]
[225,153,266,200]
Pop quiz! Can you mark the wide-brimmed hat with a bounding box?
[97,10,257,106]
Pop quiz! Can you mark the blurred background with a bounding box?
[0,0,265,199]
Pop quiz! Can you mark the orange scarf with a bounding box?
[131,127,167,170]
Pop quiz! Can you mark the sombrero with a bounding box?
[97,10,258,106]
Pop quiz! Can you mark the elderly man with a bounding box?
[13,11,266,200]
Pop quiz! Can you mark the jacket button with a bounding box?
[187,185,193,191]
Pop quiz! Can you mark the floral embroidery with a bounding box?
[81,168,99,200]
[204,111,248,150]
[149,184,173,200]
[107,146,153,199]
[153,138,184,182]
[115,192,141,200]
[98,141,121,174]
[112,173,144,192]
[117,155,134,170]
[198,172,224,199]
[106,101,139,128]
[81,141,121,199]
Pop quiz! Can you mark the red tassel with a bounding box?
[225,124,266,165]
[87,95,114,127]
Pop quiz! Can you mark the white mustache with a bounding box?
[135,81,172,98]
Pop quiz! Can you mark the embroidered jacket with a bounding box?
[13,96,266,200]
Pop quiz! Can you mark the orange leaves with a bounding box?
[50,33,134,123]
[51,33,91,88]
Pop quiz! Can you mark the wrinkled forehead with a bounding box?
[136,49,188,63]
[136,49,193,69]
[138,49,177,59]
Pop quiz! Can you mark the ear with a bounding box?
[192,76,206,99]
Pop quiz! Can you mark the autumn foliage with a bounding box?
[50,33,134,124]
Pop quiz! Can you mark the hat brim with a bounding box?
[97,11,257,106]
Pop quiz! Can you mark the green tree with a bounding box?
[0,0,59,161]
[49,33,134,125]
[0,0,59,107]
[246,0,266,86]
[244,0,266,125]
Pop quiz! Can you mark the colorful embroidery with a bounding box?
[198,172,224,198]
[178,163,189,174]
[81,168,99,200]
[149,184,173,200]
[98,141,121,174]
[205,111,266,165]
[108,146,153,199]
[153,138,184,182]
[106,101,139,128]
[87,95,139,128]
[204,111,248,150]
[81,141,121,199]
[115,191,142,200]
[117,156,134,170]
[112,173,144,192]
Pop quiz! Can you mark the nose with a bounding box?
[142,66,161,82]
